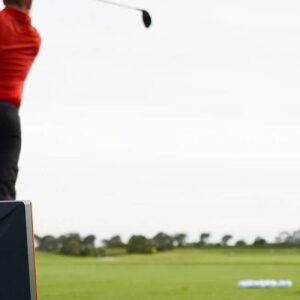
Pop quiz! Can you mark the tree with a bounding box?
[152,232,173,251]
[81,235,96,256]
[290,230,300,245]
[173,233,187,248]
[38,235,59,252]
[253,237,267,247]
[102,235,124,248]
[61,233,82,256]
[235,240,247,247]
[275,231,291,244]
[57,235,67,251]
[61,239,81,255]
[127,235,155,254]
[275,230,300,245]
[199,233,211,246]
[221,235,233,246]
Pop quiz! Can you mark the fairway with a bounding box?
[37,248,300,300]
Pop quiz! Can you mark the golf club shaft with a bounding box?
[96,0,141,12]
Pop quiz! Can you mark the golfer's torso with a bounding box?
[0,7,41,107]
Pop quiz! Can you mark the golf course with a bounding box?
[38,247,300,300]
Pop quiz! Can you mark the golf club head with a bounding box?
[142,10,152,28]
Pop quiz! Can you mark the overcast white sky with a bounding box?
[2,0,300,244]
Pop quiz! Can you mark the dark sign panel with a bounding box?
[0,201,37,300]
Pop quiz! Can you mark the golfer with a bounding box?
[0,0,41,200]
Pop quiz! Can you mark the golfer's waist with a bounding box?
[0,99,19,109]
[0,82,23,107]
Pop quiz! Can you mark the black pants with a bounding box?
[0,101,21,201]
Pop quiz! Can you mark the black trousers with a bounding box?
[0,101,21,201]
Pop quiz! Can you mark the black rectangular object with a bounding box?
[0,201,37,300]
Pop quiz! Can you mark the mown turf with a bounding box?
[37,248,300,300]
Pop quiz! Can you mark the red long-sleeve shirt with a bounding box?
[0,7,41,107]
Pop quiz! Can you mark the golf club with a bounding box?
[96,0,152,28]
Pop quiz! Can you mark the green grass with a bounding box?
[37,248,300,300]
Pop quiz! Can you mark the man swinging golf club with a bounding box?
[0,0,41,200]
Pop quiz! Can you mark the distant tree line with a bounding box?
[35,234,99,256]
[35,229,300,257]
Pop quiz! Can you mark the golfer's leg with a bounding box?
[0,165,19,201]
[0,104,21,201]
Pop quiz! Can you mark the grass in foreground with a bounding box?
[37,248,300,300]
